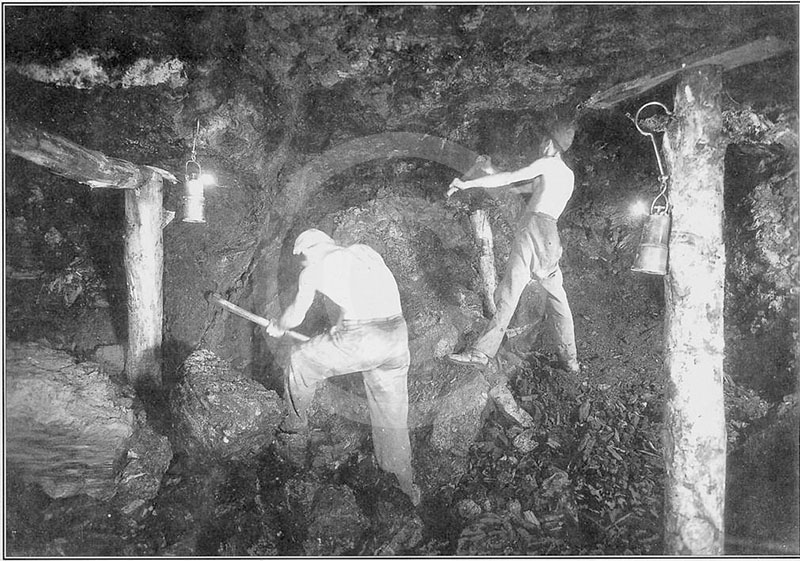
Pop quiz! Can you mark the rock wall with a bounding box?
[724,144,798,399]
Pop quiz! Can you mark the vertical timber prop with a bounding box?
[584,37,790,557]
[470,209,498,317]
[5,120,168,391]
[459,154,500,317]
[661,65,727,554]
[124,172,164,390]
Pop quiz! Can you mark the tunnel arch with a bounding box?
[281,132,480,217]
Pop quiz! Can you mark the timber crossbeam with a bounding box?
[5,119,147,189]
[585,36,792,110]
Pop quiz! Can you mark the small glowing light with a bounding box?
[630,200,649,217]
[199,173,216,187]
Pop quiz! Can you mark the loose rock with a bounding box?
[170,349,285,461]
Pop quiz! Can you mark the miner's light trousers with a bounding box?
[473,212,577,363]
[285,316,413,489]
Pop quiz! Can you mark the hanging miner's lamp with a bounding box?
[183,120,215,223]
[183,158,205,223]
[631,101,673,276]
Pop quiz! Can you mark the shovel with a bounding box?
[205,292,310,342]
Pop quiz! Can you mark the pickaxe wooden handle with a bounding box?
[205,292,310,342]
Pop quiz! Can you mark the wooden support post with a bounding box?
[6,120,169,393]
[460,155,500,317]
[662,65,727,555]
[124,172,164,390]
[470,209,498,317]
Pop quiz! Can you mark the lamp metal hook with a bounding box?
[634,102,673,214]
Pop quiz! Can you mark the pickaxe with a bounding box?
[205,292,310,342]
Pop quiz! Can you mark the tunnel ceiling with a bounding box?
[4,5,798,128]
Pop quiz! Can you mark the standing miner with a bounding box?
[266,228,420,506]
[446,122,580,373]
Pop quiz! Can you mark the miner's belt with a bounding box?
[339,315,404,328]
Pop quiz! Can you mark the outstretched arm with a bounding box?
[449,158,546,193]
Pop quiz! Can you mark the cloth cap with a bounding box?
[293,228,335,255]
[543,121,576,153]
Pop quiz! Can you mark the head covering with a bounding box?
[293,228,335,255]
[542,121,576,154]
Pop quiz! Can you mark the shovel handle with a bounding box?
[206,292,310,342]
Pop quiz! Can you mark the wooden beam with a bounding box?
[662,65,727,555]
[585,36,792,110]
[5,119,146,189]
[124,172,164,390]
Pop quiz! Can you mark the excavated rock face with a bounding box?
[724,143,798,400]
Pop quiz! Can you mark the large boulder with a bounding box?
[6,341,134,499]
[5,341,170,504]
[170,349,285,461]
